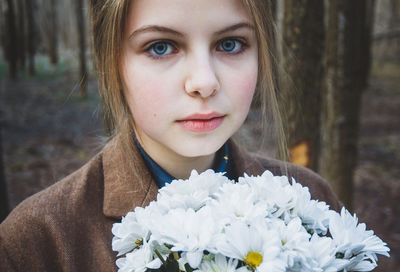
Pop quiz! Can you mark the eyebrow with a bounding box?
[128,22,254,41]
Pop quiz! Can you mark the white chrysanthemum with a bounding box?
[209,182,268,225]
[112,202,165,256]
[329,208,390,271]
[290,180,331,235]
[150,207,219,269]
[215,221,286,272]
[116,241,162,272]
[239,172,297,219]
[342,253,378,271]
[157,170,232,211]
[194,254,246,272]
[307,234,347,272]
[267,218,311,270]
[112,211,148,256]
[239,170,290,187]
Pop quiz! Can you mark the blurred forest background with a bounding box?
[0,0,399,270]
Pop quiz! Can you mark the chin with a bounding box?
[174,140,225,158]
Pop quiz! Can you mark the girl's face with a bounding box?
[121,0,258,159]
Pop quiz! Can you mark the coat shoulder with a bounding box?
[0,152,105,271]
[3,151,104,223]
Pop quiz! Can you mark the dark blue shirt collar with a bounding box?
[135,141,232,188]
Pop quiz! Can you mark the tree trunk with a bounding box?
[0,1,5,59]
[270,0,277,22]
[5,0,18,79]
[25,0,36,76]
[0,110,9,222]
[361,0,376,90]
[16,0,26,71]
[320,0,375,210]
[48,0,58,65]
[389,0,400,29]
[281,0,325,171]
[320,0,346,207]
[275,0,284,74]
[75,0,87,97]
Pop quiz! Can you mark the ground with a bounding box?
[1,58,399,270]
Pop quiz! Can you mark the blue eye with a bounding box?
[147,41,176,58]
[218,38,246,54]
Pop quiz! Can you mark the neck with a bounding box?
[160,152,215,179]
[135,137,215,180]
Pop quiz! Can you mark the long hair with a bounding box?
[88,0,288,185]
[239,0,287,160]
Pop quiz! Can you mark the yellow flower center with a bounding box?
[134,239,143,248]
[244,251,263,268]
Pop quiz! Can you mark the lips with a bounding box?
[177,112,225,132]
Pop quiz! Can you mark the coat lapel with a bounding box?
[102,136,158,219]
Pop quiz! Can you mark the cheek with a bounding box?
[122,79,158,127]
[128,83,166,124]
[132,83,165,108]
[231,68,258,105]
[221,54,258,103]
[122,59,179,114]
[241,75,257,98]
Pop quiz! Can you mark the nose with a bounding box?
[184,53,220,98]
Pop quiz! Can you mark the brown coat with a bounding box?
[0,138,340,271]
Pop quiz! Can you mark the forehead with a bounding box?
[125,0,252,37]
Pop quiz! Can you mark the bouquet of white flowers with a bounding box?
[112,170,389,272]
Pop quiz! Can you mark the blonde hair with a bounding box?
[88,0,288,178]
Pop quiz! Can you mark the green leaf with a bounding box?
[147,253,181,272]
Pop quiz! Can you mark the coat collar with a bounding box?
[102,136,264,219]
[102,136,159,219]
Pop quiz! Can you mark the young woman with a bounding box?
[0,0,340,271]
